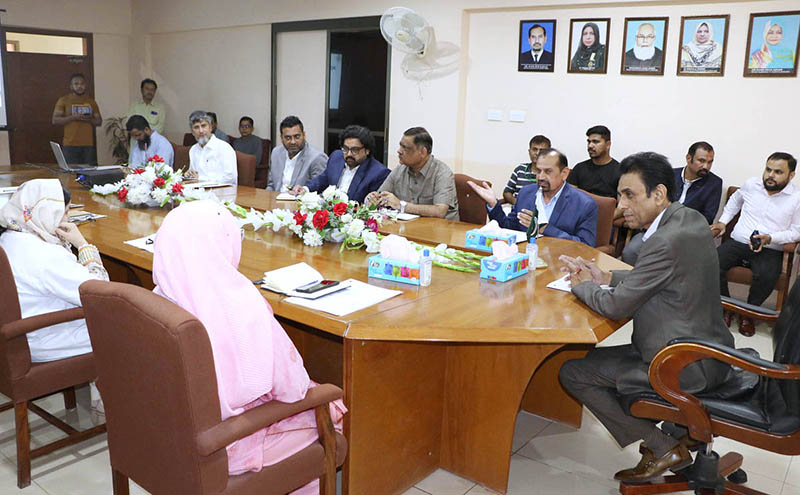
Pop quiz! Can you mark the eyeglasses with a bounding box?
[341,145,365,155]
[636,35,656,40]
[239,124,252,128]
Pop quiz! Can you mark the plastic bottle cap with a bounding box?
[423,249,430,256]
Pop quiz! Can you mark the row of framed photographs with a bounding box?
[518,10,800,77]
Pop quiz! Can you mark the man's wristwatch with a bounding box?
[399,200,407,214]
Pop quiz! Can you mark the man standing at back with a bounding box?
[267,116,328,192]
[185,110,237,185]
[52,73,102,165]
[712,152,800,335]
[567,125,620,199]
[559,152,733,483]
[674,141,722,224]
[128,79,165,134]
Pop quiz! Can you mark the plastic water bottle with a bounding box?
[526,238,538,272]
[420,249,432,286]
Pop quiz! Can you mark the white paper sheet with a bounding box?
[124,234,156,254]
[276,192,300,201]
[396,212,420,221]
[285,279,402,316]
[184,181,231,189]
[263,279,352,299]
[547,273,611,292]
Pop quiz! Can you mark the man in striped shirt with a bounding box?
[503,135,551,205]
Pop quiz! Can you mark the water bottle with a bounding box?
[420,249,432,286]
[526,238,538,271]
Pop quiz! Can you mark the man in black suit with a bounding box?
[519,24,554,69]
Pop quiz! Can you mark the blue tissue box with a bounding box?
[368,255,421,286]
[465,229,517,252]
[479,253,529,282]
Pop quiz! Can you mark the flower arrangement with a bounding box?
[90,155,199,207]
[225,186,383,251]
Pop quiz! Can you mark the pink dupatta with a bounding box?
[152,200,318,473]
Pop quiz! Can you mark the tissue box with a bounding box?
[480,253,529,282]
[368,255,421,286]
[465,229,517,252]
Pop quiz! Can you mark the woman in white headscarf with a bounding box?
[0,179,108,364]
[681,21,724,71]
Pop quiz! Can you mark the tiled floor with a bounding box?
[0,320,797,495]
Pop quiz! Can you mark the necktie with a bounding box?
[534,54,539,63]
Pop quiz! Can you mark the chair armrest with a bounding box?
[0,307,85,340]
[647,338,800,443]
[783,242,798,254]
[195,383,342,456]
[721,296,779,323]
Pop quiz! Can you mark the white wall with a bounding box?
[275,30,327,149]
[2,0,132,165]
[461,0,800,196]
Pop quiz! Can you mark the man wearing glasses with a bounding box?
[623,23,663,71]
[293,125,389,204]
[232,116,264,164]
[366,127,459,221]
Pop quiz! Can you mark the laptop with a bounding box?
[50,141,122,172]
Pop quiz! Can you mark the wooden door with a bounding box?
[7,33,93,165]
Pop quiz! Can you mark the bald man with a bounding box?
[624,23,663,71]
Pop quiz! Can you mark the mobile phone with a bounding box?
[295,280,339,294]
[750,230,762,251]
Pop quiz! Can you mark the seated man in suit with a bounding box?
[267,115,328,192]
[366,127,459,221]
[674,141,722,225]
[468,148,597,247]
[292,125,389,204]
[185,110,237,185]
[558,152,733,484]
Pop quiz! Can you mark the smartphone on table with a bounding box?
[295,280,339,294]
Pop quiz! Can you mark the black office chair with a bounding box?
[619,278,800,495]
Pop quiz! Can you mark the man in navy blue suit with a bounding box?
[293,125,389,204]
[468,148,598,246]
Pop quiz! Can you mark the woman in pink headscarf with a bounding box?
[152,200,345,494]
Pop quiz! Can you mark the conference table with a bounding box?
[2,168,630,494]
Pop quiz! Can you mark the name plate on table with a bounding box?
[465,229,517,252]
[480,253,529,282]
[368,255,421,286]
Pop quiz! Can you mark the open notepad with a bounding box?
[261,262,350,299]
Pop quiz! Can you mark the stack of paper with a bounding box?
[261,262,350,299]
[276,192,300,201]
[286,279,402,316]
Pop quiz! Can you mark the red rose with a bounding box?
[332,202,348,216]
[293,211,307,226]
[312,209,329,229]
[117,187,128,202]
[366,218,379,233]
[172,183,184,194]
[151,155,164,163]
[132,168,145,175]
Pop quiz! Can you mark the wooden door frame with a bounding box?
[270,16,391,163]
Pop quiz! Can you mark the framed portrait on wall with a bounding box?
[568,18,610,74]
[518,20,557,72]
[621,17,669,75]
[677,15,729,76]
[743,10,800,77]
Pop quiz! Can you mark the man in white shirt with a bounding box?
[186,110,238,185]
[126,115,174,167]
[711,152,800,335]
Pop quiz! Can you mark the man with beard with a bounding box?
[468,148,597,246]
[712,152,800,335]
[566,125,620,199]
[186,110,237,185]
[674,141,721,224]
[293,125,389,204]
[126,115,174,167]
[623,23,663,71]
[519,24,554,70]
[558,152,733,484]
[52,73,102,165]
[267,115,327,192]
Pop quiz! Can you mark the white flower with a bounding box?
[340,213,354,224]
[370,210,383,221]
[321,185,338,201]
[127,185,151,205]
[246,208,267,230]
[332,189,348,203]
[322,185,349,204]
[362,231,380,252]
[91,182,121,195]
[300,192,322,212]
[302,230,323,246]
[345,218,365,238]
[141,167,157,183]
[289,223,303,236]
[150,187,169,204]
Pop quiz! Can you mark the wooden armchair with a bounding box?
[79,280,347,495]
[0,247,106,488]
[454,173,491,225]
[619,278,800,495]
[721,186,798,311]
[578,188,616,254]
